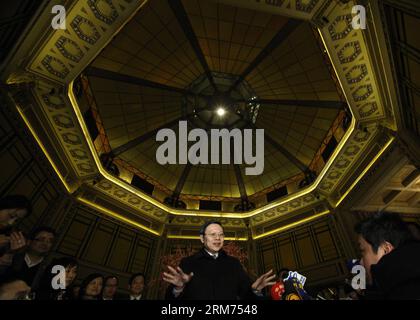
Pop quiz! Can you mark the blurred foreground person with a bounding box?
[36,257,78,300]
[406,222,420,241]
[355,212,420,299]
[0,277,31,300]
[0,195,31,230]
[0,195,31,267]
[2,226,56,290]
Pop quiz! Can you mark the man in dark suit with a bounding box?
[3,226,55,291]
[163,221,275,300]
[127,272,145,300]
[355,212,420,299]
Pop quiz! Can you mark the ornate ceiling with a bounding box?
[352,161,420,214]
[84,0,346,207]
[1,0,402,240]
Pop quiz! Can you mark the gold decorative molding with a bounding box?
[318,1,391,124]
[92,179,168,222]
[27,0,148,84]
[170,216,246,228]
[215,0,330,20]
[31,79,97,179]
[4,0,399,238]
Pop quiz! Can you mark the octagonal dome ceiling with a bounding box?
[79,0,349,210]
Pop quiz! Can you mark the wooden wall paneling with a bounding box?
[24,187,49,230]
[0,106,14,146]
[0,140,34,198]
[295,228,317,267]
[101,221,120,268]
[130,234,153,275]
[247,229,259,275]
[49,196,78,254]
[291,230,303,269]
[34,190,66,228]
[328,215,348,259]
[271,237,279,274]
[0,93,63,237]
[255,216,349,289]
[147,230,165,299]
[55,203,158,297]
[0,134,20,179]
[278,237,297,271]
[309,224,323,264]
[23,170,61,231]
[272,240,281,272]
[301,259,346,288]
[260,240,276,273]
[125,230,140,273]
[106,226,135,271]
[143,239,156,280]
[313,220,339,262]
[48,196,71,230]
[258,239,267,274]
[129,236,144,273]
[332,209,359,258]
[82,219,115,265]
[57,208,95,257]
[75,208,100,258]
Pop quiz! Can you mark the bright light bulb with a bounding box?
[216,107,226,117]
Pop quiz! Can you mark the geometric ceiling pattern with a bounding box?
[86,0,345,205]
[3,0,399,239]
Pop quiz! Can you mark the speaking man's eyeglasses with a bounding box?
[205,233,225,239]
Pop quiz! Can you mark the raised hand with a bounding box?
[162,266,194,289]
[252,269,277,292]
[9,232,26,251]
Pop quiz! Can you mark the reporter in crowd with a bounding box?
[78,273,104,300]
[0,195,31,267]
[2,226,56,291]
[127,273,146,300]
[36,257,79,300]
[355,212,420,299]
[102,275,120,300]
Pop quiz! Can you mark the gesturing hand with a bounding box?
[162,266,194,289]
[9,232,26,251]
[252,269,276,292]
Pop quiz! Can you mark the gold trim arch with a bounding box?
[3,0,397,239]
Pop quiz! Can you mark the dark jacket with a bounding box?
[35,272,76,300]
[3,251,48,290]
[36,288,74,300]
[166,248,255,300]
[369,241,420,299]
[124,294,145,300]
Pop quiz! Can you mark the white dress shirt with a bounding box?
[24,254,43,268]
[204,249,219,259]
